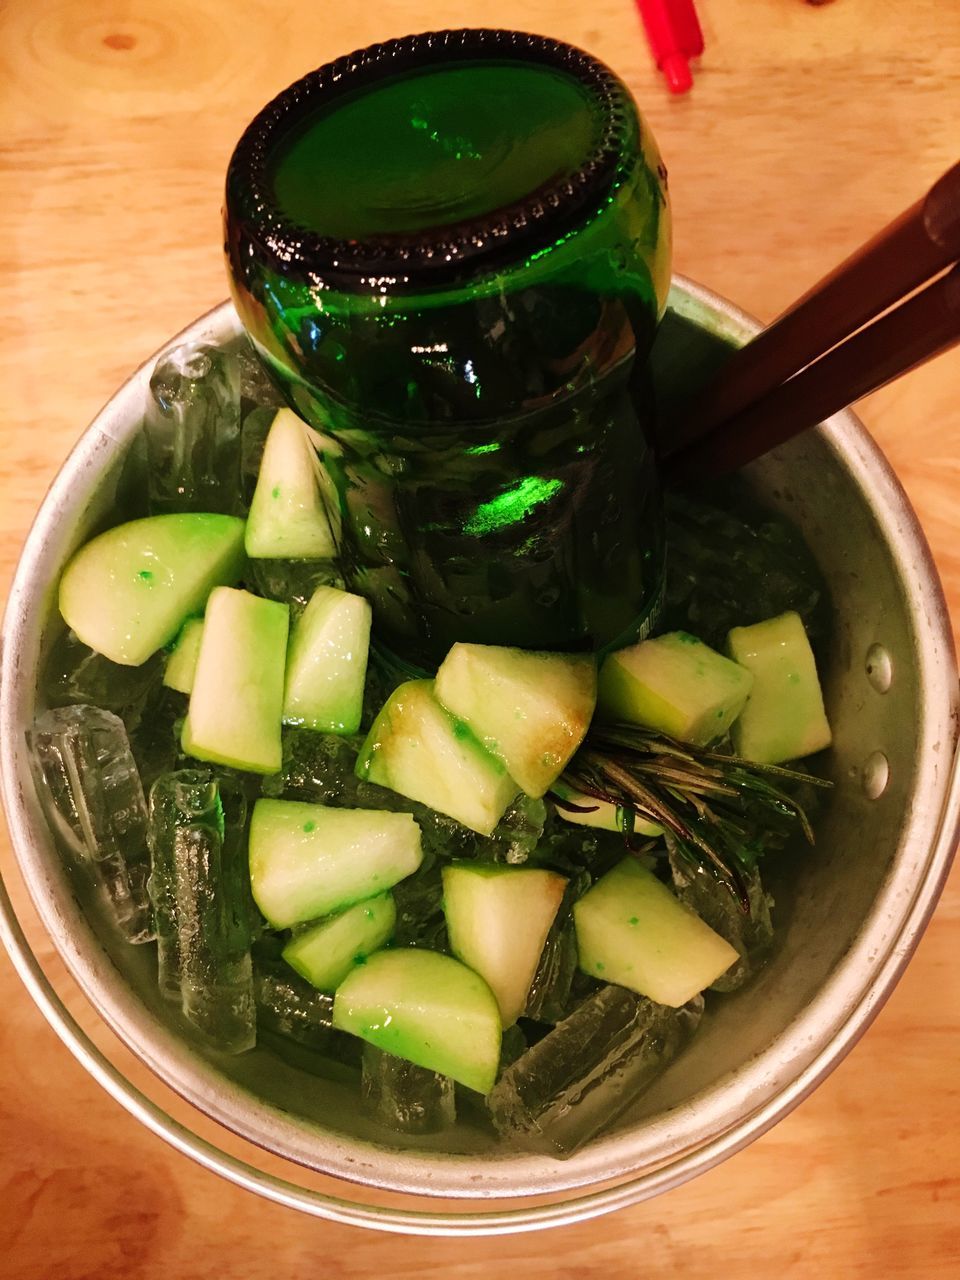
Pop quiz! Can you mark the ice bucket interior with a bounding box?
[3,280,956,1202]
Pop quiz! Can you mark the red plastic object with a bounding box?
[636,0,705,94]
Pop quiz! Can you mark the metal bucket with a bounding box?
[2,278,958,1235]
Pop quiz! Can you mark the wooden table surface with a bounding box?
[2,1,958,1274]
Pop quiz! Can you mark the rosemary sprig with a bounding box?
[556,723,832,910]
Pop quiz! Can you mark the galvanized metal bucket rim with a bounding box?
[2,277,958,1234]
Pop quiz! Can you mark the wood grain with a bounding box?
[1,1,958,1274]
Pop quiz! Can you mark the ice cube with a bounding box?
[405,794,548,868]
[147,770,255,1051]
[252,940,336,1051]
[145,344,242,514]
[260,729,362,804]
[236,342,284,408]
[128,686,188,796]
[359,651,406,733]
[498,1023,528,1074]
[43,630,164,729]
[490,793,547,864]
[361,1043,456,1135]
[523,869,590,1023]
[488,984,703,1157]
[27,706,154,943]
[535,808,634,880]
[523,919,579,1024]
[669,844,774,992]
[245,558,345,618]
[392,857,447,950]
[240,405,278,507]
[662,488,826,651]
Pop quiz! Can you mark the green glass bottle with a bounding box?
[225,29,671,670]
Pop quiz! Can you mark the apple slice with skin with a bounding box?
[248,799,422,928]
[163,615,204,694]
[355,679,519,836]
[333,948,502,1094]
[434,643,597,798]
[442,862,567,1026]
[245,407,338,559]
[59,513,246,666]
[282,893,396,992]
[282,584,371,734]
[597,631,753,748]
[181,587,288,774]
[574,858,738,1006]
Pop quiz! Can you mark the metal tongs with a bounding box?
[662,160,960,482]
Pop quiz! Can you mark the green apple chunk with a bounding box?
[59,513,246,666]
[597,631,754,747]
[356,680,519,836]
[727,611,832,763]
[249,799,422,928]
[283,585,371,733]
[442,863,567,1026]
[551,780,663,837]
[181,587,288,774]
[434,643,597,798]
[333,948,501,1094]
[163,616,204,694]
[282,893,396,992]
[573,858,738,1006]
[245,407,339,559]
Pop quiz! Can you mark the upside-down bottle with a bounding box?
[225,28,671,670]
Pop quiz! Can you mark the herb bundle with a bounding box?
[556,724,832,910]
